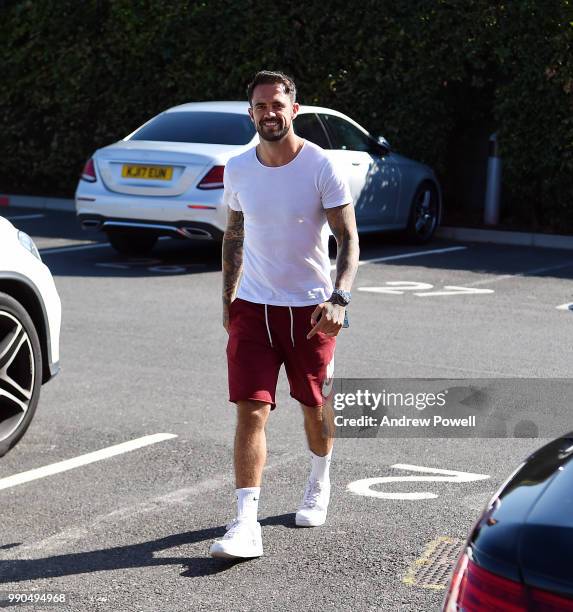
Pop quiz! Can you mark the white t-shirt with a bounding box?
[223,140,352,306]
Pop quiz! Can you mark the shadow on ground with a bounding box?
[6,207,573,281]
[0,513,297,583]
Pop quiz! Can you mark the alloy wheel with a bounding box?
[414,188,438,240]
[0,310,35,442]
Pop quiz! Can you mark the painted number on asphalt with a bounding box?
[358,281,434,295]
[358,283,494,297]
[347,463,490,501]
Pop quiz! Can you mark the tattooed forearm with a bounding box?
[222,209,244,304]
[326,204,360,292]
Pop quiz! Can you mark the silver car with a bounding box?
[75,101,442,255]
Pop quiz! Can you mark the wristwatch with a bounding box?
[329,288,351,307]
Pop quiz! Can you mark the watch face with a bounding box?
[331,290,350,306]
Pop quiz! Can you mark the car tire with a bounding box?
[0,292,43,458]
[106,231,158,256]
[405,181,441,244]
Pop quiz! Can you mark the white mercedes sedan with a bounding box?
[75,101,441,255]
[0,217,61,457]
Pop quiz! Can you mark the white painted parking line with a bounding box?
[347,464,490,501]
[331,246,467,271]
[40,242,111,255]
[359,282,494,297]
[359,281,434,295]
[0,433,177,491]
[415,285,494,297]
[4,213,45,221]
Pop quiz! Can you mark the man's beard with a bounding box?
[257,119,290,142]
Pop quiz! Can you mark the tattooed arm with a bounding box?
[222,208,244,332]
[307,204,360,338]
[327,203,360,293]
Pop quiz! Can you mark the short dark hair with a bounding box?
[246,71,297,106]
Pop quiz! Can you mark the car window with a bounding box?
[293,113,330,149]
[129,112,256,145]
[319,114,373,152]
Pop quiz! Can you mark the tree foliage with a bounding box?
[0,0,571,231]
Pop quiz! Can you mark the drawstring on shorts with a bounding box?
[264,304,273,348]
[263,304,296,348]
[288,307,295,347]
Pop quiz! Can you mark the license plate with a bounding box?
[121,164,173,180]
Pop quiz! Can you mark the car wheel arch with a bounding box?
[405,178,442,241]
[411,177,442,211]
[0,274,52,384]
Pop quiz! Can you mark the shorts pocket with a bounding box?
[229,298,239,319]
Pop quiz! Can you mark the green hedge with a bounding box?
[1,0,571,231]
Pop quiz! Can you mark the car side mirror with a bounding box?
[377,135,391,149]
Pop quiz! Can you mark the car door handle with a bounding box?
[352,161,362,166]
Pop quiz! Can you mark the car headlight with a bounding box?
[18,231,41,261]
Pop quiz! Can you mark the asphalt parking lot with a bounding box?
[1,208,572,611]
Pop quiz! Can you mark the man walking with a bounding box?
[209,71,359,559]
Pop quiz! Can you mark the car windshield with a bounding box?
[129,111,256,145]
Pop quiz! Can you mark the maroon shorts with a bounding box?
[227,298,336,409]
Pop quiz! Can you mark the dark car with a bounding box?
[443,433,573,611]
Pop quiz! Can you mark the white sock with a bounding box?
[310,448,332,483]
[236,487,260,523]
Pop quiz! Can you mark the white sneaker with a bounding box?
[209,518,263,559]
[295,478,331,527]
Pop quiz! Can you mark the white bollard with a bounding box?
[484,132,502,225]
